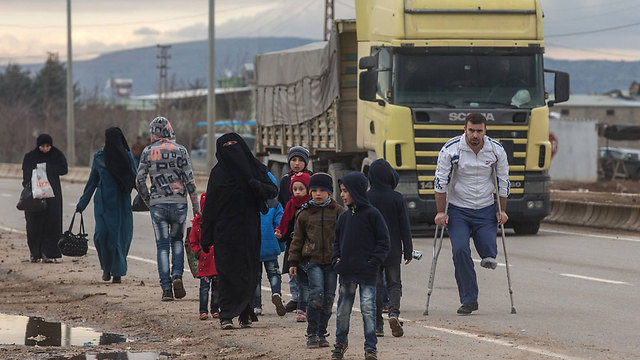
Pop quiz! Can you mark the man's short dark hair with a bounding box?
[466,113,486,126]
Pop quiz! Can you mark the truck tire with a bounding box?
[328,163,350,206]
[512,221,540,235]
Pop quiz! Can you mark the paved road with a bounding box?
[2,178,639,359]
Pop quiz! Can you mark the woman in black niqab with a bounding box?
[200,133,278,327]
[22,134,68,262]
[104,127,136,193]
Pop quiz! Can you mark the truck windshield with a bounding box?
[393,53,545,109]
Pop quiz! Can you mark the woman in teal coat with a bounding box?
[77,127,137,283]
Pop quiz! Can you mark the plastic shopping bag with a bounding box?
[32,163,55,199]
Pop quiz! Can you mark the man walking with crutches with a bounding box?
[433,113,510,315]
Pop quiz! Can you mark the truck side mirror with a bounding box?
[359,70,378,102]
[545,69,570,107]
[359,56,378,70]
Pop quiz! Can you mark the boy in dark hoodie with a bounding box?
[332,172,390,360]
[367,159,413,338]
[288,173,345,349]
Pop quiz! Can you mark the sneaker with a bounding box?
[254,308,263,316]
[318,334,330,347]
[382,305,389,313]
[331,342,348,359]
[296,310,307,322]
[457,302,479,315]
[111,276,121,284]
[220,319,233,330]
[30,256,40,263]
[199,313,209,320]
[239,319,252,328]
[284,300,298,312]
[480,257,498,270]
[375,327,384,337]
[172,275,186,299]
[388,316,404,337]
[272,293,287,316]
[306,334,319,348]
[212,312,220,318]
[161,288,173,302]
[364,349,378,360]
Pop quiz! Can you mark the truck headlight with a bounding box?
[407,201,417,209]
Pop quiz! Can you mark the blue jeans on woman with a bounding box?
[301,260,337,337]
[150,203,187,291]
[199,276,220,315]
[253,259,282,308]
[335,282,377,352]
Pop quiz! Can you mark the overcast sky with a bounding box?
[1,0,640,64]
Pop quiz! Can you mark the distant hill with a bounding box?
[8,37,317,96]
[5,39,640,95]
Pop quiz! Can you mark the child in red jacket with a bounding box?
[189,193,220,320]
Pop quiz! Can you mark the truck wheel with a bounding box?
[328,163,350,206]
[512,221,540,235]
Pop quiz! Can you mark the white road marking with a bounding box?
[541,228,640,243]
[1,193,11,197]
[560,273,632,286]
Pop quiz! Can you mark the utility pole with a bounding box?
[324,0,335,41]
[156,44,171,113]
[66,0,75,166]
[206,0,217,170]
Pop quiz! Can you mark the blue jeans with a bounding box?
[289,274,299,302]
[447,204,498,304]
[253,260,282,308]
[335,282,377,352]
[199,276,220,315]
[150,203,187,290]
[295,268,309,312]
[301,261,337,336]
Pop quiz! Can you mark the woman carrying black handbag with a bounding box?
[22,134,68,263]
[76,127,137,283]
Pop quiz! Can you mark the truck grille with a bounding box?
[414,125,527,199]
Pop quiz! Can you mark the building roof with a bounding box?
[558,94,640,108]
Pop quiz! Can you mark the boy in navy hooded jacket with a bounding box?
[367,159,413,338]
[331,172,389,360]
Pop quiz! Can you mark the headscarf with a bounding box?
[215,132,267,182]
[104,127,135,193]
[36,134,53,153]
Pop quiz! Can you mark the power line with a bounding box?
[546,20,640,38]
[544,3,640,24]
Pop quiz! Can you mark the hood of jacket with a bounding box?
[339,172,370,209]
[149,116,176,142]
[368,159,399,191]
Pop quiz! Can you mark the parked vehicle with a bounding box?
[599,147,640,180]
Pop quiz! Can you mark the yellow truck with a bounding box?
[254,0,569,235]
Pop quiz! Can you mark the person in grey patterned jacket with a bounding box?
[136,116,201,301]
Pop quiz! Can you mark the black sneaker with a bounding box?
[388,316,404,337]
[220,319,233,330]
[111,276,121,284]
[331,342,348,359]
[457,302,479,315]
[172,275,186,299]
[306,334,319,348]
[161,288,173,301]
[284,300,298,312]
[365,349,378,360]
[272,293,287,316]
[318,334,330,347]
[375,327,384,337]
[239,319,252,328]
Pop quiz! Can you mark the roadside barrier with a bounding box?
[546,199,640,232]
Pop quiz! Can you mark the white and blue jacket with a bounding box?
[434,134,510,210]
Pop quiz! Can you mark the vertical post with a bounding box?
[206,0,217,170]
[324,0,335,41]
[66,0,75,166]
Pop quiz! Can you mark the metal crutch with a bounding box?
[423,164,456,316]
[492,164,517,314]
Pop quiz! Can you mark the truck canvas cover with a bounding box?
[254,33,340,126]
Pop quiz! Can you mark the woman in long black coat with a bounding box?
[200,133,278,329]
[22,134,68,262]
